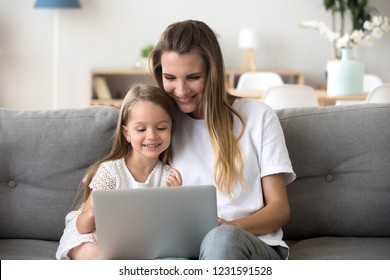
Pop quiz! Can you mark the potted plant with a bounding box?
[323,0,375,58]
[300,1,389,96]
[139,43,154,70]
[141,44,154,59]
[300,0,388,58]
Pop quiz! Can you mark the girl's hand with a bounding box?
[164,168,183,187]
[91,230,98,243]
[77,191,96,234]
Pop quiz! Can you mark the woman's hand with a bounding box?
[164,168,183,187]
[218,218,238,227]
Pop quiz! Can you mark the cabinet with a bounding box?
[91,68,155,108]
[90,68,304,107]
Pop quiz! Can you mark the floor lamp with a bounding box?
[238,28,258,72]
[34,0,81,109]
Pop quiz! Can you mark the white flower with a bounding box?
[383,17,390,31]
[300,15,390,50]
[372,15,383,26]
[350,30,365,45]
[336,34,350,48]
[363,20,373,30]
[300,20,341,43]
[363,35,374,46]
[372,27,384,39]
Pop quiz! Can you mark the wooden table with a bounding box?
[91,88,367,109]
[229,89,367,106]
[315,90,367,106]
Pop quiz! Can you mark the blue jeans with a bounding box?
[199,225,287,260]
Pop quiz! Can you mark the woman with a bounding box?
[150,20,296,260]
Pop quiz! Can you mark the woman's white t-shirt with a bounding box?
[170,98,295,249]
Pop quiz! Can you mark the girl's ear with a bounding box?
[122,125,129,140]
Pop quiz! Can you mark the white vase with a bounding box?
[327,48,364,96]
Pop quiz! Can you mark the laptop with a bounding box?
[93,185,218,259]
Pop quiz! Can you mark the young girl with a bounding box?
[56,83,182,260]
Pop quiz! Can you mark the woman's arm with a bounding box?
[219,173,290,236]
[76,191,96,234]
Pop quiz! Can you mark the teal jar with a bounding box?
[327,48,364,96]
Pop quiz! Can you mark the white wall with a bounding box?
[0,0,389,109]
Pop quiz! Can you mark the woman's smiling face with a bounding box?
[160,51,207,119]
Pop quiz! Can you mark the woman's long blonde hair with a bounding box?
[72,84,178,210]
[150,20,245,196]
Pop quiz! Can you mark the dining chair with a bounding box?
[262,84,320,109]
[335,74,383,105]
[236,71,284,92]
[363,74,383,93]
[335,82,390,106]
[366,83,390,103]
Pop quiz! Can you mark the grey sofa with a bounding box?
[1,103,389,260]
[278,104,390,259]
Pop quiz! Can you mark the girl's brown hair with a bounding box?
[150,20,245,196]
[73,83,177,209]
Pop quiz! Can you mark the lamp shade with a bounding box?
[35,0,81,8]
[238,28,258,49]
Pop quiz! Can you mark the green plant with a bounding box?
[323,0,377,57]
[324,0,375,31]
[140,44,154,58]
[348,0,374,30]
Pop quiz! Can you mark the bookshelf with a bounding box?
[91,68,155,101]
[90,68,304,107]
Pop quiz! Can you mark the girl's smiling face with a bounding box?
[123,101,172,161]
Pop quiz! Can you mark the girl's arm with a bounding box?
[219,173,290,236]
[76,191,96,234]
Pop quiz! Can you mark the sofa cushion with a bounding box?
[0,106,118,241]
[277,104,390,239]
[0,239,58,260]
[287,237,390,260]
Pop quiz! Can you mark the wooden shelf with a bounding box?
[91,68,156,102]
[90,68,305,107]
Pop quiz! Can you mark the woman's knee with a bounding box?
[200,225,279,260]
[205,225,246,242]
[200,225,244,259]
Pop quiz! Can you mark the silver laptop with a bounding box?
[93,185,218,259]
